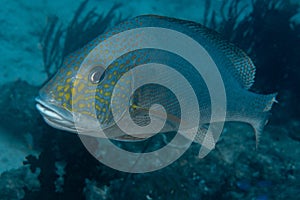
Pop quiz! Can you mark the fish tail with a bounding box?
[251,93,278,147]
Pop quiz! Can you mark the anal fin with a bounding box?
[180,124,223,158]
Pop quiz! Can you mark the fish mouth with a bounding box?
[35,97,115,137]
[35,96,77,133]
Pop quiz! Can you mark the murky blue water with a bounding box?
[0,0,299,199]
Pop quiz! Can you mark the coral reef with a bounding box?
[0,166,40,200]
[0,80,42,146]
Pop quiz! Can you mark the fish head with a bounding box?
[35,51,137,138]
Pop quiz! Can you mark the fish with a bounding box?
[35,15,277,155]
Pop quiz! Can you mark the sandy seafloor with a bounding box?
[0,0,300,199]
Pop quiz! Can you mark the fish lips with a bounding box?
[35,96,77,132]
[35,96,114,136]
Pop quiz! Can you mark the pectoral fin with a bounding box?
[130,104,181,132]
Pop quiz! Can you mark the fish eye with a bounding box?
[89,66,106,84]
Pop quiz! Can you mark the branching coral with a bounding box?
[40,0,123,78]
[204,0,300,86]
[203,0,300,120]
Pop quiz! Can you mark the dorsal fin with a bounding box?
[140,15,256,89]
[176,18,256,89]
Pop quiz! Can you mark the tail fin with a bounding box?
[251,93,278,147]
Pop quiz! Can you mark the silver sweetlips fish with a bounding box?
[36,15,277,151]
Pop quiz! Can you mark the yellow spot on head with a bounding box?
[104,84,110,89]
[66,78,72,83]
[78,83,85,92]
[95,105,101,111]
[64,85,70,92]
[81,111,95,118]
[67,71,72,76]
[57,86,64,91]
[104,92,111,97]
[65,93,70,101]
[71,88,76,96]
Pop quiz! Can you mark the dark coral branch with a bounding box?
[202,0,300,119]
[63,3,122,58]
[39,0,123,79]
[40,16,64,78]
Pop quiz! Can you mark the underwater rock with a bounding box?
[0,166,40,200]
[54,161,67,193]
[0,80,41,144]
[0,80,41,173]
[216,123,255,164]
[83,179,109,200]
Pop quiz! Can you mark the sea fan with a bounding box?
[40,0,123,78]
